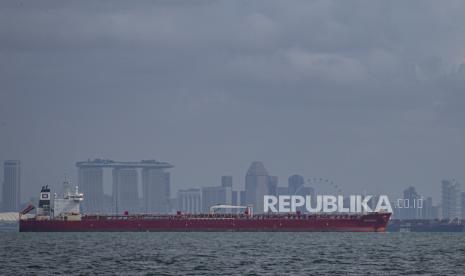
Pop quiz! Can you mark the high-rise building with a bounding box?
[2,160,21,211]
[76,159,173,214]
[268,176,278,196]
[276,186,289,196]
[288,174,305,195]
[441,179,461,219]
[232,191,239,206]
[112,168,139,213]
[245,162,269,213]
[78,167,104,213]
[461,193,465,220]
[297,186,315,198]
[168,198,178,214]
[431,205,440,220]
[287,174,314,213]
[402,186,422,220]
[422,197,440,220]
[142,168,170,213]
[239,190,246,206]
[296,186,315,213]
[201,185,232,213]
[221,176,233,188]
[178,188,201,214]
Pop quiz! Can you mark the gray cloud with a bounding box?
[0,0,464,202]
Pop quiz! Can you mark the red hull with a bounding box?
[20,213,391,232]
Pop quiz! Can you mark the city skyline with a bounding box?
[1,158,462,219]
[2,2,465,275]
[0,157,462,205]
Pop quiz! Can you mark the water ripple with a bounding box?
[1,232,465,275]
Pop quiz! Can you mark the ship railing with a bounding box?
[81,212,381,221]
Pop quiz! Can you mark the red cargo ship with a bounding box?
[20,212,390,232]
[19,185,391,232]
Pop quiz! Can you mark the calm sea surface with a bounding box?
[1,231,465,275]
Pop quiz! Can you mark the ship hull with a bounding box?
[20,213,390,232]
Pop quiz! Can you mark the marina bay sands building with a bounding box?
[142,168,171,213]
[77,166,104,213]
[113,168,139,213]
[76,159,174,214]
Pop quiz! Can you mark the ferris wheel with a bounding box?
[307,177,343,194]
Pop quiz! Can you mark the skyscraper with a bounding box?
[142,168,170,213]
[288,174,305,195]
[441,179,461,219]
[276,186,289,196]
[297,186,315,198]
[402,186,422,220]
[76,159,173,214]
[112,168,139,213]
[78,167,104,213]
[268,176,278,196]
[2,160,21,211]
[291,186,316,213]
[201,185,232,213]
[422,197,439,220]
[461,193,465,220]
[177,188,201,214]
[232,191,239,206]
[221,176,233,188]
[245,161,269,213]
[239,190,246,206]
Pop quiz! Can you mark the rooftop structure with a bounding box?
[76,159,174,169]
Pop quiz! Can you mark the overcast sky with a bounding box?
[1,0,464,202]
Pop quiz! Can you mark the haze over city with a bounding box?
[1,0,464,203]
[3,2,465,276]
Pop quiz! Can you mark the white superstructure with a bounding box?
[53,178,84,219]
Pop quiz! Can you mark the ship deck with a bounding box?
[79,212,385,221]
